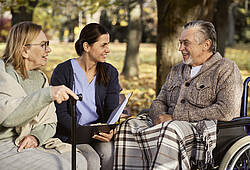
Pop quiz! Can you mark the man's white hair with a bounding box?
[184,20,217,53]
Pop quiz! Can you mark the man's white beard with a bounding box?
[183,55,193,65]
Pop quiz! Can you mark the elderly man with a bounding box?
[113,20,243,170]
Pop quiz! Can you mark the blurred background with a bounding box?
[0,0,249,115]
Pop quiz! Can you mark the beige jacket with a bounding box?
[149,52,243,122]
[0,60,72,153]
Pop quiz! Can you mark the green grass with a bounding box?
[225,43,250,80]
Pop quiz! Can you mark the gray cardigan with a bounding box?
[149,52,243,122]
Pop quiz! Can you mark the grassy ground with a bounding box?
[0,42,249,115]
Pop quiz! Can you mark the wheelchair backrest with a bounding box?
[241,77,250,117]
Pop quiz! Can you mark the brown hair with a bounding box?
[75,23,110,86]
[2,21,42,79]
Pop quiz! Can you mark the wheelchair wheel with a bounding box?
[219,136,250,170]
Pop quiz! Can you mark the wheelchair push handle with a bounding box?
[71,93,82,170]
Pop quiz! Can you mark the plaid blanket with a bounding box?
[114,114,217,170]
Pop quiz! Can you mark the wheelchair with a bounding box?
[215,77,250,170]
[138,77,250,170]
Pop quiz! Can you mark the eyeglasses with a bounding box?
[25,41,50,50]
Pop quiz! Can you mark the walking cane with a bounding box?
[71,94,82,170]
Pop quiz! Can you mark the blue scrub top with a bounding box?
[71,59,98,125]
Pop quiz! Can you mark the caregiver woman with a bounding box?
[51,23,120,170]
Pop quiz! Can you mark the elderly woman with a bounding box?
[0,21,87,170]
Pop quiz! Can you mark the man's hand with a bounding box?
[154,114,173,125]
[51,85,79,104]
[92,130,113,142]
[18,135,38,152]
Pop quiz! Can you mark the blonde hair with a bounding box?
[2,21,42,79]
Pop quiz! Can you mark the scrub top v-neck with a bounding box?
[71,58,98,125]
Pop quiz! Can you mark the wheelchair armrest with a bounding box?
[217,117,250,129]
[137,108,150,116]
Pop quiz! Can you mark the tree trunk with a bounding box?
[59,26,65,42]
[121,0,142,79]
[227,2,238,46]
[213,0,233,56]
[156,0,218,94]
[11,0,39,26]
[68,25,75,42]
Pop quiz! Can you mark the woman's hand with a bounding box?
[18,135,38,152]
[92,130,113,142]
[51,85,79,104]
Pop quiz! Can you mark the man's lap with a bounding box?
[114,114,216,169]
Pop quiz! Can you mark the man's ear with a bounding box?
[22,46,29,59]
[83,42,90,52]
[203,39,212,51]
